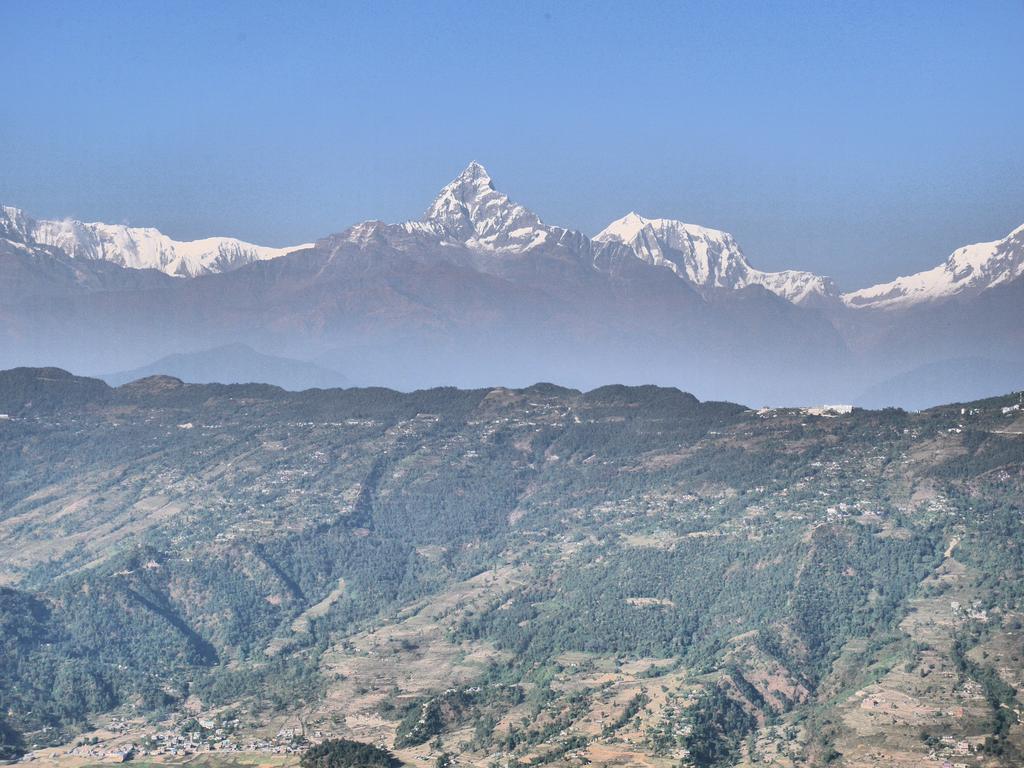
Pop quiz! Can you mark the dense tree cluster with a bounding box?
[300,738,402,768]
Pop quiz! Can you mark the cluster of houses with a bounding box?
[133,722,315,757]
[949,600,990,624]
[755,404,854,418]
[20,718,324,764]
[958,397,1022,421]
[803,404,854,417]
[933,733,978,767]
[58,743,136,763]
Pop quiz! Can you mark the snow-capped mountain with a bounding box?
[338,161,583,258]
[0,205,311,277]
[336,163,837,306]
[594,212,839,305]
[843,223,1024,310]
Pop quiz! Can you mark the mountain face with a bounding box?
[0,230,171,300]
[843,223,1024,310]
[0,205,311,277]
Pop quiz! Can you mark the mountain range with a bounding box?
[1,162,1021,406]
[0,204,310,277]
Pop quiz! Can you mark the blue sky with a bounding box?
[2,0,1022,289]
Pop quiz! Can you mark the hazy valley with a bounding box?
[3,165,1022,408]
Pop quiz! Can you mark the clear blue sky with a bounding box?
[2,0,1022,289]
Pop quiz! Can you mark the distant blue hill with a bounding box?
[103,343,348,391]
[855,357,1024,411]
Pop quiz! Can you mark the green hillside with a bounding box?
[1,368,1022,767]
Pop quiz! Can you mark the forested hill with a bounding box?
[0,368,1022,767]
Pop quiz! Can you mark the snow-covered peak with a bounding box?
[0,205,34,242]
[419,162,551,251]
[843,223,1024,310]
[595,212,838,305]
[424,161,495,226]
[0,205,311,277]
[595,211,732,247]
[595,213,742,287]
